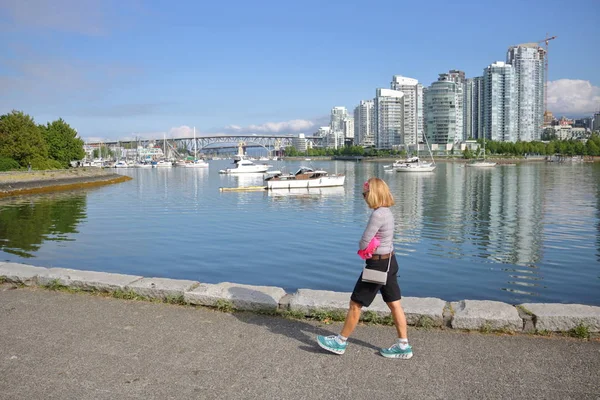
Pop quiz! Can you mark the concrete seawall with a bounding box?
[0,168,131,198]
[2,261,599,334]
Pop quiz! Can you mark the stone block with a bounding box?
[0,263,49,285]
[38,268,142,292]
[184,282,286,311]
[126,277,199,300]
[451,300,522,331]
[402,297,446,327]
[287,289,402,318]
[519,303,600,333]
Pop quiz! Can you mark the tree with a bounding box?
[39,119,85,168]
[0,110,48,168]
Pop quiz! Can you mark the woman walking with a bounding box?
[316,177,412,359]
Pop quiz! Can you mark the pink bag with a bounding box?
[357,236,380,260]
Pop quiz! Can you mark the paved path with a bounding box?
[1,286,599,400]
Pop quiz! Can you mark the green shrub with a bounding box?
[0,157,20,171]
[30,158,63,170]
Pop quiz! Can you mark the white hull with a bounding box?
[183,162,209,168]
[396,164,436,172]
[466,161,496,167]
[267,175,345,190]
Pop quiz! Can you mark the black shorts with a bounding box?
[350,254,401,307]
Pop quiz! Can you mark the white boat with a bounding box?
[133,161,153,168]
[182,159,209,168]
[466,138,496,167]
[155,160,173,168]
[265,166,345,190]
[395,162,436,172]
[114,160,129,168]
[395,137,437,173]
[182,128,209,168]
[219,158,270,174]
[466,160,497,167]
[392,156,421,168]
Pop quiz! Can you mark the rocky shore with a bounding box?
[0,168,131,198]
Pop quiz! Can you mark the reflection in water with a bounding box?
[0,193,87,258]
[0,162,597,305]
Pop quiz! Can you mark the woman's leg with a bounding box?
[387,300,407,339]
[340,300,363,338]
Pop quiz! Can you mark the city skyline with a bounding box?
[0,0,599,141]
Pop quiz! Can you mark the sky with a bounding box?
[1,0,599,141]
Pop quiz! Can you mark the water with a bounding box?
[1,160,599,305]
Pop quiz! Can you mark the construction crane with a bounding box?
[537,35,557,124]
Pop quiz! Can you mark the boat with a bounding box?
[154,160,173,168]
[219,158,270,174]
[396,137,437,173]
[265,166,345,190]
[114,160,129,168]
[133,161,153,168]
[466,138,496,167]
[392,156,421,168]
[182,127,209,168]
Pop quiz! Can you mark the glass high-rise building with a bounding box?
[424,79,459,145]
[507,44,545,141]
[483,61,517,142]
[375,89,404,149]
[354,100,375,147]
[465,76,485,139]
[390,75,424,146]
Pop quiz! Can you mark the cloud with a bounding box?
[222,119,318,134]
[547,79,600,115]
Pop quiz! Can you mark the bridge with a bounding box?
[86,134,324,156]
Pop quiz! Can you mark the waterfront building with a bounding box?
[344,116,354,142]
[390,75,424,146]
[329,107,348,149]
[292,133,308,152]
[465,76,485,139]
[483,61,517,142]
[507,43,546,141]
[374,88,404,149]
[593,112,600,132]
[424,78,459,146]
[440,70,466,141]
[315,126,331,148]
[354,100,375,147]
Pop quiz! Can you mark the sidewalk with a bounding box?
[1,285,598,400]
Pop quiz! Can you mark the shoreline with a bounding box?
[1,262,598,338]
[0,168,132,198]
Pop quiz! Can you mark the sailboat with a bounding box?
[183,127,209,168]
[396,134,436,172]
[467,137,496,167]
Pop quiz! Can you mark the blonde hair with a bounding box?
[363,177,395,209]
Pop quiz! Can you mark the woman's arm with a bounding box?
[358,210,384,250]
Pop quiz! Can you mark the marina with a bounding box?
[0,160,599,306]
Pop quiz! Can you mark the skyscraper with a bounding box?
[465,76,485,139]
[507,44,545,141]
[483,62,517,142]
[439,70,466,141]
[330,106,348,149]
[390,75,424,146]
[375,89,404,149]
[424,78,459,145]
[354,100,375,146]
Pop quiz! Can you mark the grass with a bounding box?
[111,289,148,301]
[215,299,235,313]
[569,324,590,339]
[164,293,186,305]
[416,315,435,330]
[309,309,346,324]
[0,276,6,284]
[479,322,493,334]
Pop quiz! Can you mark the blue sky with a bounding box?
[1,0,598,141]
